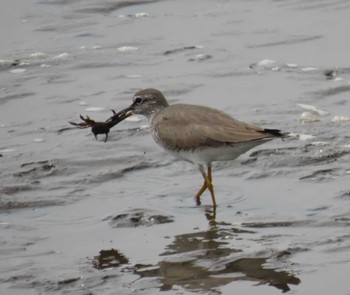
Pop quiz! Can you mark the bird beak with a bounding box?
[107,103,135,125]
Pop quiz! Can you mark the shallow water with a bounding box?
[1,0,350,294]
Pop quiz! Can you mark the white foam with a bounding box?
[53,53,69,59]
[0,148,16,153]
[332,116,350,122]
[126,116,142,122]
[126,74,143,78]
[257,59,275,66]
[310,141,329,147]
[19,60,30,66]
[333,77,343,81]
[85,107,106,112]
[0,59,13,64]
[9,68,26,74]
[296,103,329,116]
[117,46,138,52]
[299,111,320,123]
[135,12,149,17]
[31,52,47,58]
[301,67,317,71]
[289,133,316,141]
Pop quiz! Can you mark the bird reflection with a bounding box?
[134,217,300,293]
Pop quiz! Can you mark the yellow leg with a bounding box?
[195,165,211,205]
[195,165,217,208]
[195,182,207,205]
[203,170,216,208]
[207,165,212,182]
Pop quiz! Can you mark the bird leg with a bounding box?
[195,165,217,208]
[205,165,217,208]
[195,182,207,205]
[195,165,212,204]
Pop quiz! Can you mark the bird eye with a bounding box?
[134,97,143,104]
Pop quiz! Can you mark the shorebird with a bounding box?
[104,88,283,208]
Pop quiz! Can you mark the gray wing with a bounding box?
[152,104,274,150]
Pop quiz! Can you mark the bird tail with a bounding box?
[263,128,285,137]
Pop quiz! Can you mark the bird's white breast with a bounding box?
[165,140,266,165]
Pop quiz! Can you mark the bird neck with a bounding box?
[147,104,167,123]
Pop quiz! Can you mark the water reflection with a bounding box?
[133,212,301,293]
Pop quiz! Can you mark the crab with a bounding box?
[69,109,130,142]
[68,102,132,142]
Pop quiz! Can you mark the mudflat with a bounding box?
[1,0,350,294]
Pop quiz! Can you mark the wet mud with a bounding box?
[1,0,350,294]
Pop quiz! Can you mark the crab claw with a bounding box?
[79,115,96,126]
[69,115,96,128]
[68,120,89,128]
